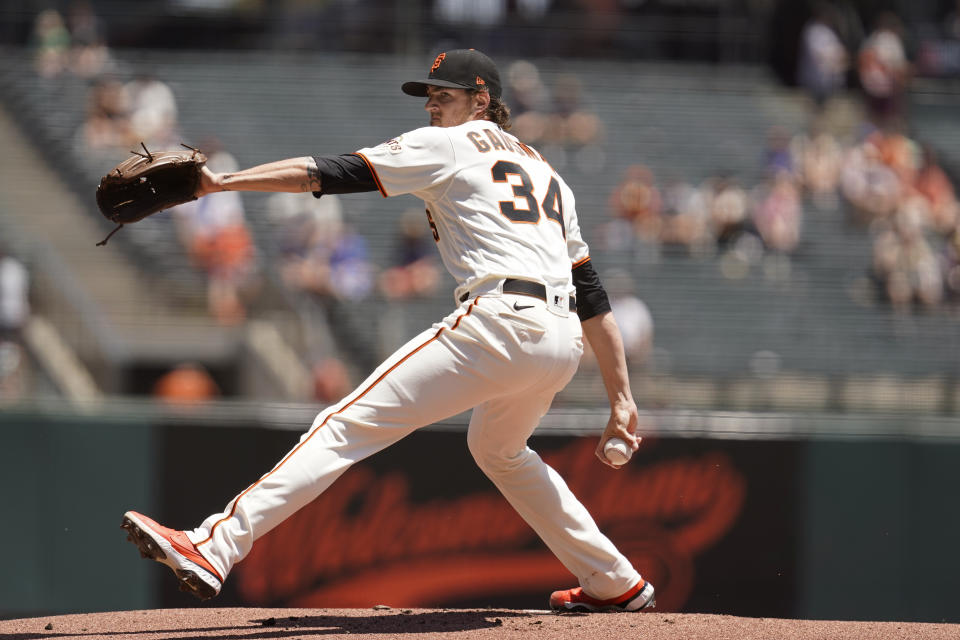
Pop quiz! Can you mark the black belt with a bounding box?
[459,278,577,312]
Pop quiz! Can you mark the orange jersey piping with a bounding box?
[353,152,388,198]
[572,255,591,269]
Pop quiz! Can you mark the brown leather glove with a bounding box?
[95,143,206,245]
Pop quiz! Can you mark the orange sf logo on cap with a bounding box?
[475,76,486,86]
[430,53,446,73]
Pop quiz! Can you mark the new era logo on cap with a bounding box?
[402,49,502,99]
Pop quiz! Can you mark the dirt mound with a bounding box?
[1,607,957,639]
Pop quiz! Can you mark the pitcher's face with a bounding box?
[424,86,488,128]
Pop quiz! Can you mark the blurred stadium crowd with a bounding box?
[0,0,958,408]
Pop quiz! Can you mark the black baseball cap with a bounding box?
[402,49,502,100]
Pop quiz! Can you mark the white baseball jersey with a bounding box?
[355,120,590,300]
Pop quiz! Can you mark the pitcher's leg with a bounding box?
[467,393,641,600]
[189,302,515,578]
[186,405,389,579]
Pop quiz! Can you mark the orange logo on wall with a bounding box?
[430,53,446,73]
[234,439,746,611]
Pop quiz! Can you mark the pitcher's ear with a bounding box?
[474,90,491,115]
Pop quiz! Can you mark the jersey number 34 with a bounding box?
[491,160,566,238]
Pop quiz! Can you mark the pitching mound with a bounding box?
[1,607,958,639]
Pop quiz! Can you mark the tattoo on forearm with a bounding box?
[303,161,322,192]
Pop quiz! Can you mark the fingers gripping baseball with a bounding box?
[596,399,641,469]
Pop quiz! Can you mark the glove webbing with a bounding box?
[96,223,124,247]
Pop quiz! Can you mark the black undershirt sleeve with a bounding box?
[310,153,378,197]
[572,258,612,322]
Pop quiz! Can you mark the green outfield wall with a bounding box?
[1,405,957,622]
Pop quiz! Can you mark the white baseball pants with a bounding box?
[187,286,642,600]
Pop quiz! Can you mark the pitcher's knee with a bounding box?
[468,436,529,477]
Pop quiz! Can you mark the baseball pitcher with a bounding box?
[122,49,654,613]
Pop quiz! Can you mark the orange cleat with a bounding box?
[549,579,655,613]
[121,510,223,600]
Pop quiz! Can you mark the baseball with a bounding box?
[603,437,632,465]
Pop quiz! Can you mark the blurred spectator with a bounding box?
[80,75,132,151]
[706,175,759,281]
[577,268,654,371]
[857,12,911,129]
[942,224,960,306]
[751,170,803,255]
[0,250,30,345]
[605,269,654,365]
[0,250,30,404]
[594,212,636,255]
[762,126,798,181]
[125,72,180,148]
[0,340,25,403]
[914,144,959,235]
[719,232,766,281]
[271,192,373,302]
[270,192,377,374]
[792,127,844,208]
[659,179,713,257]
[871,206,943,312]
[506,59,548,115]
[174,144,259,325]
[840,134,901,225]
[66,0,112,78]
[705,175,750,248]
[872,129,920,186]
[796,2,849,114]
[608,165,662,244]
[67,1,104,49]
[378,208,441,300]
[153,362,220,406]
[31,9,71,78]
[312,357,352,403]
[543,74,603,149]
[505,60,549,144]
[916,0,960,77]
[268,191,331,259]
[830,127,960,315]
